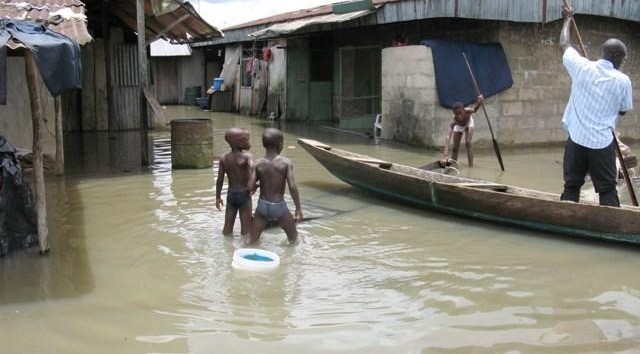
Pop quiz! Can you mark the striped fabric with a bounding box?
[562,47,633,149]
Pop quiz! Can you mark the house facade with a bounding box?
[193,0,640,148]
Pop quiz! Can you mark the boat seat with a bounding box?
[351,157,392,169]
[455,182,508,192]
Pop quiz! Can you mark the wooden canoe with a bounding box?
[298,138,640,245]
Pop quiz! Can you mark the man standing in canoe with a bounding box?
[559,4,633,207]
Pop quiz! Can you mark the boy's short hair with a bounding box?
[452,102,464,110]
[225,127,246,147]
[262,128,283,148]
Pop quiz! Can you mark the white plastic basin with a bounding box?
[232,248,280,272]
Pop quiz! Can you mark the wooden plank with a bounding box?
[349,157,392,168]
[454,182,508,191]
[25,51,49,254]
[143,86,167,126]
[54,96,64,175]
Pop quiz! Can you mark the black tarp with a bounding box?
[0,135,38,256]
[421,39,513,108]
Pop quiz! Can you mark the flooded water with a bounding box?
[2,106,640,353]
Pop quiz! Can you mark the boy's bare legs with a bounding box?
[451,132,463,162]
[238,202,253,237]
[278,211,298,243]
[222,206,237,235]
[465,128,474,167]
[245,212,268,245]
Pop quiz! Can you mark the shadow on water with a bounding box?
[1,130,156,305]
[0,164,94,305]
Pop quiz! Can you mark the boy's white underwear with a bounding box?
[453,116,474,133]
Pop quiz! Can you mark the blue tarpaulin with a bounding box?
[421,39,513,108]
[0,20,81,99]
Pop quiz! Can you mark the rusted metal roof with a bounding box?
[194,0,639,47]
[0,0,93,45]
[224,0,399,31]
[248,8,377,39]
[108,0,223,44]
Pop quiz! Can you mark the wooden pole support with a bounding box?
[25,51,49,254]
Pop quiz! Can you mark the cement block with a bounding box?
[502,102,524,116]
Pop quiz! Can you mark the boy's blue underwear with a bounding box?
[226,190,250,209]
[255,199,288,221]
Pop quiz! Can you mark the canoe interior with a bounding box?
[298,138,640,246]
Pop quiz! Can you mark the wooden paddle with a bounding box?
[561,0,638,206]
[462,52,505,171]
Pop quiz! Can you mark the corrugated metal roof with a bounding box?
[0,0,92,45]
[248,8,376,39]
[109,0,223,44]
[193,0,639,47]
[225,0,399,31]
[150,38,191,56]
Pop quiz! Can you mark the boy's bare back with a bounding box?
[221,150,253,190]
[255,155,291,202]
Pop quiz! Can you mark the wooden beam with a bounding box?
[137,0,149,164]
[103,0,115,138]
[54,95,64,175]
[24,51,49,254]
[148,14,190,44]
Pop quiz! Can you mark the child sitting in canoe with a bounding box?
[245,128,302,245]
[441,95,484,167]
[215,127,254,237]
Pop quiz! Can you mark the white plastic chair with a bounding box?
[373,114,383,140]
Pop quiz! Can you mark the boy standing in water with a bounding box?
[216,127,253,236]
[441,95,484,167]
[245,128,302,245]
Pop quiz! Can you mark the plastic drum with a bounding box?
[232,248,280,272]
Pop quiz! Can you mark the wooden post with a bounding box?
[24,51,49,254]
[54,95,64,175]
[102,0,115,139]
[136,0,149,165]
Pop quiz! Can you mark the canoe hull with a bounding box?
[298,138,640,245]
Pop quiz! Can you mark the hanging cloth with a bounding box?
[2,19,82,96]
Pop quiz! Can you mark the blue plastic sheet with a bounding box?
[421,39,513,108]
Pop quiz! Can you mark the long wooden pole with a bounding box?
[25,51,49,254]
[562,0,638,206]
[137,0,149,165]
[462,52,505,171]
[54,95,64,175]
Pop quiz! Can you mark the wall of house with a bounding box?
[381,45,443,146]
[381,16,640,148]
[267,39,287,118]
[81,39,109,131]
[0,57,57,155]
[497,17,640,146]
[286,38,310,121]
[152,57,179,104]
[178,50,206,104]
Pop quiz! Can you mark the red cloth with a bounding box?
[262,47,272,62]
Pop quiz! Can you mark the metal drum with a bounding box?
[170,118,214,169]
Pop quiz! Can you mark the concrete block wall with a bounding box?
[381,45,444,147]
[381,16,640,148]
[496,17,640,146]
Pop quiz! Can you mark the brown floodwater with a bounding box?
[2,106,640,353]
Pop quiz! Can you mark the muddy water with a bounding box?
[2,106,640,353]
